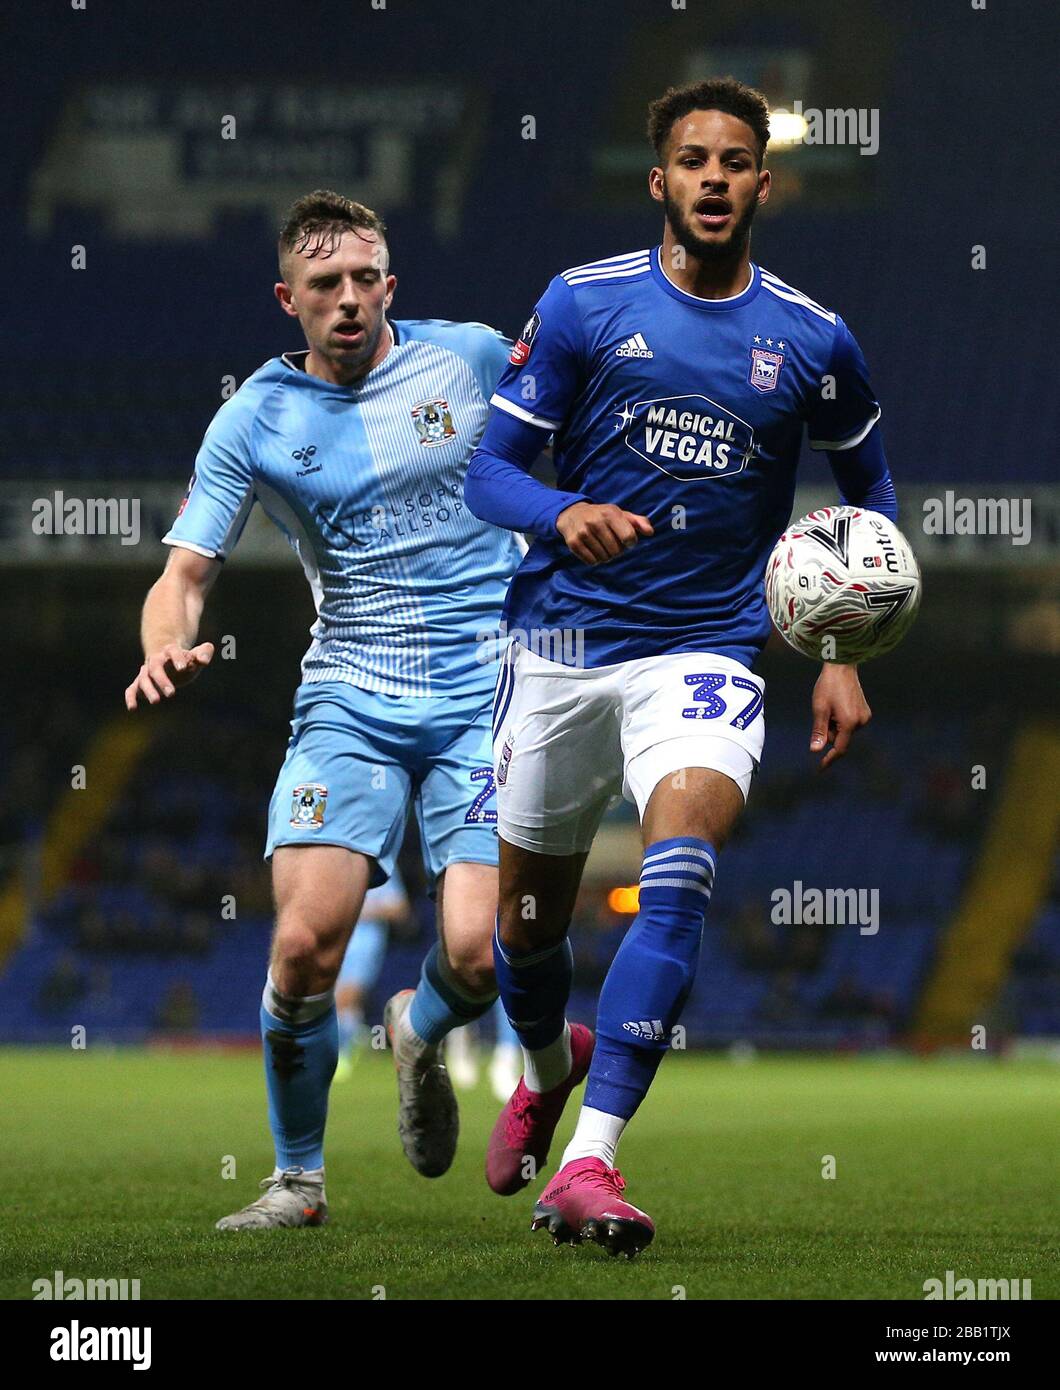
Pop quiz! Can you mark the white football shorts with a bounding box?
[491,641,766,857]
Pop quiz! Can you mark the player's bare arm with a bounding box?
[810,661,872,771]
[124,545,220,709]
[555,500,653,565]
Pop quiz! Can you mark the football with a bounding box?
[765,506,922,663]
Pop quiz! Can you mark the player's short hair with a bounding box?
[647,77,770,168]
[277,190,388,280]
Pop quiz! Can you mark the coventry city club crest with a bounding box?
[749,347,784,392]
[289,784,328,829]
[411,397,457,447]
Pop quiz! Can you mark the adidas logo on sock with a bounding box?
[622,1018,666,1041]
[615,332,654,359]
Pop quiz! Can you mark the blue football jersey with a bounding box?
[164,320,523,697]
[488,248,882,669]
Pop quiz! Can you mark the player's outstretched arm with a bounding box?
[125,546,221,710]
[809,661,871,771]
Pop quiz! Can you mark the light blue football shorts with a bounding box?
[265,679,499,893]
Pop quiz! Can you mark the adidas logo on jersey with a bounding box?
[622,1018,666,1041]
[615,333,654,359]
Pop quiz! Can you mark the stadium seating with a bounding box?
[2,1,1050,486]
[0,697,992,1048]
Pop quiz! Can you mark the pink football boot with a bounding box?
[485,1023,594,1196]
[531,1157,655,1258]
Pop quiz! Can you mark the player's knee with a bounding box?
[498,889,567,953]
[444,937,495,997]
[272,913,343,987]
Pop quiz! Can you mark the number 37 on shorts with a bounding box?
[681,669,764,730]
[491,646,767,856]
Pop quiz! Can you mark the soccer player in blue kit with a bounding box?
[125,191,522,1228]
[465,78,899,1256]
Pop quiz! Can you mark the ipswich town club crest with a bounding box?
[411,397,457,447]
[749,347,784,392]
[496,737,514,786]
[289,784,328,829]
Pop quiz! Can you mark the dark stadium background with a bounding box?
[1,0,1057,1058]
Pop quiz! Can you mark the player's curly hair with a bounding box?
[647,77,770,168]
[277,190,387,279]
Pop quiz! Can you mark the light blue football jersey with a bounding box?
[164,320,523,697]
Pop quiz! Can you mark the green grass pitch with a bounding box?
[2,1047,1056,1300]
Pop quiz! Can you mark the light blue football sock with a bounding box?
[261,972,337,1171]
[407,942,497,1045]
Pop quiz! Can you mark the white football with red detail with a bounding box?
[765,506,922,663]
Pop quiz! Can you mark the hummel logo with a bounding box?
[292,444,322,477]
[616,333,654,359]
[622,1019,666,1041]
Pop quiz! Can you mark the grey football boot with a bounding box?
[384,989,459,1178]
[215,1166,328,1231]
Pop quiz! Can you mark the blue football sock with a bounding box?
[586,837,716,1120]
[407,942,497,1045]
[261,973,338,1171]
[493,923,573,1051]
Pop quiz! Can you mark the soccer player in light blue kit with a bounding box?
[125,191,521,1228]
[466,79,898,1255]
